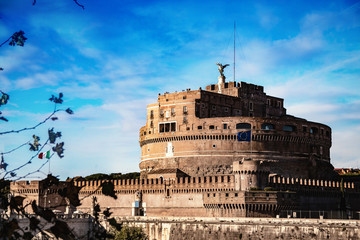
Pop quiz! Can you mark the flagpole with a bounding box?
[48,158,51,175]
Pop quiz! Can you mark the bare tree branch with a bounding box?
[2,139,50,179]
[0,36,12,47]
[31,0,84,10]
[0,109,63,135]
[73,0,85,10]
[1,141,30,155]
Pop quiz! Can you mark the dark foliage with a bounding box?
[58,181,82,207]
[31,201,56,222]
[9,196,25,212]
[0,91,9,106]
[108,217,122,231]
[8,31,27,47]
[29,217,40,231]
[28,135,41,151]
[0,218,19,239]
[66,108,74,114]
[101,181,117,199]
[52,142,65,158]
[84,172,140,181]
[48,128,62,144]
[50,220,76,240]
[0,179,10,209]
[103,207,112,218]
[49,93,63,104]
[84,173,110,181]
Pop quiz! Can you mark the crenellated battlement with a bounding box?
[268,176,358,192]
[74,175,358,193]
[74,175,236,193]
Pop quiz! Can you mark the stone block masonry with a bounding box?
[117,216,360,240]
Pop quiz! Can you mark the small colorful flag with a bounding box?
[38,150,51,159]
[237,130,251,142]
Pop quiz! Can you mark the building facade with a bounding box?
[140,80,332,179]
[9,77,360,219]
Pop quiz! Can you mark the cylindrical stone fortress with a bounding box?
[139,81,333,179]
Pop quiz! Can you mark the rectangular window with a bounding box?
[267,99,270,105]
[159,122,176,133]
[277,101,281,108]
[223,123,228,129]
[159,124,165,133]
[171,107,175,115]
[212,105,216,110]
[249,102,253,111]
[171,122,176,131]
[164,123,170,132]
[165,111,170,118]
[183,106,188,113]
[150,110,154,119]
[303,126,307,133]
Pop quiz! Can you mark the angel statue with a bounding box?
[216,63,230,78]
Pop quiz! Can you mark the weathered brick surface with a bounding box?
[119,217,360,240]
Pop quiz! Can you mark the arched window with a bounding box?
[283,125,296,132]
[261,123,274,130]
[236,123,251,129]
[310,127,318,134]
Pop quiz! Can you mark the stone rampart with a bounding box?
[116,216,360,240]
[268,176,358,192]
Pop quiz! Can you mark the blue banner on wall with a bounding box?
[237,130,251,142]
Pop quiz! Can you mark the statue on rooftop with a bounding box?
[216,63,229,93]
[216,63,230,78]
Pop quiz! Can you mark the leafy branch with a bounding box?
[1,141,30,155]
[0,31,27,48]
[1,92,71,180]
[0,92,73,135]
[2,138,50,179]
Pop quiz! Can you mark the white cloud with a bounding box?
[0,44,39,73]
[332,126,360,168]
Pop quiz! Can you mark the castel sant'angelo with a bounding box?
[11,64,360,218]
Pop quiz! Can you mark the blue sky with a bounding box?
[0,0,359,180]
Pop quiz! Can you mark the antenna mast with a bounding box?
[233,21,236,81]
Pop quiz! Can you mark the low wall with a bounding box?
[116,216,360,240]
